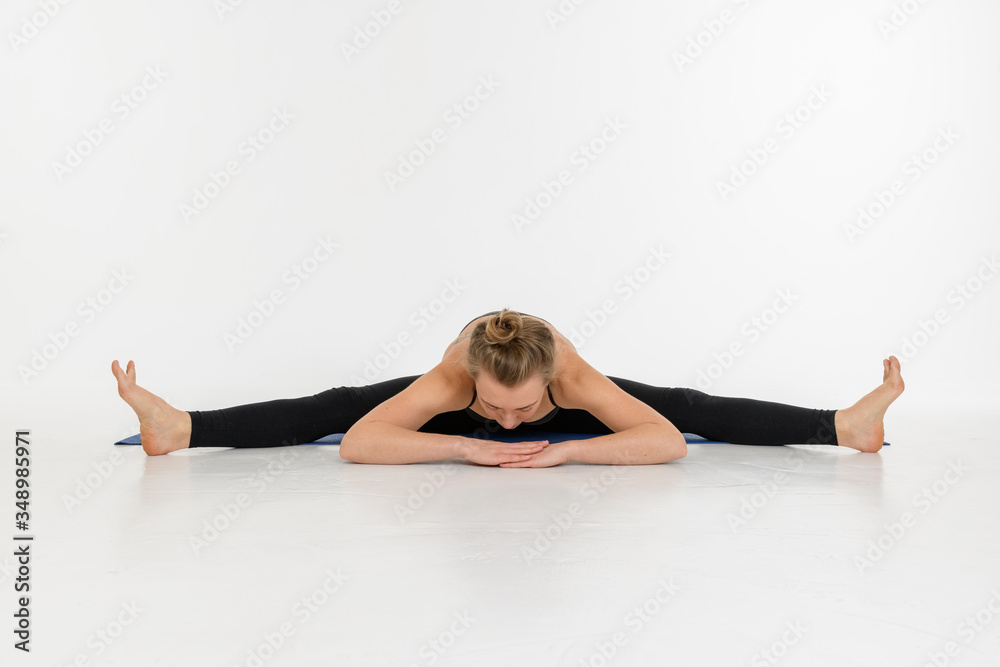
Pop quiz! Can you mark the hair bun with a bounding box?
[484,309,522,345]
[466,308,556,385]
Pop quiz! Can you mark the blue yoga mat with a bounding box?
[114,432,889,446]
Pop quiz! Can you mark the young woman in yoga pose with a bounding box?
[112,309,904,466]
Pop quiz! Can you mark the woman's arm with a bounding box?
[339,365,549,465]
[501,361,687,467]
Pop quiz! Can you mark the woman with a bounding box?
[112,309,904,466]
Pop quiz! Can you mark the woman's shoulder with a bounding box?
[418,355,475,404]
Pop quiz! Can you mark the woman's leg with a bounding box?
[506,380,839,445]
[188,375,421,449]
[607,378,838,445]
[112,359,421,455]
[603,355,903,452]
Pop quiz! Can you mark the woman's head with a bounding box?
[466,309,557,429]
[466,309,556,387]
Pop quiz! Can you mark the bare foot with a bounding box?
[112,360,191,456]
[834,356,905,453]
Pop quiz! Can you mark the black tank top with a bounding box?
[461,311,560,426]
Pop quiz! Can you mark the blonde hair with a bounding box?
[466,309,556,386]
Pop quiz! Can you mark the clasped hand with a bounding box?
[460,438,568,468]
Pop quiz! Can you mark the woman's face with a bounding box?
[474,372,547,429]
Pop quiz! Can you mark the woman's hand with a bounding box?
[460,438,551,466]
[498,441,570,468]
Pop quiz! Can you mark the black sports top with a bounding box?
[465,383,560,426]
[460,311,561,426]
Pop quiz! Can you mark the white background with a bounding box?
[2,0,998,439]
[2,4,1000,667]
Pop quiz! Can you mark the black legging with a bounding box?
[188,375,838,448]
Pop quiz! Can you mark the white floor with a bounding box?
[17,407,1000,666]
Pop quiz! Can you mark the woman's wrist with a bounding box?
[555,439,579,463]
[453,435,473,460]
